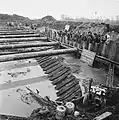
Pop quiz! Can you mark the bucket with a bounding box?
[55,106,66,120]
[65,102,75,114]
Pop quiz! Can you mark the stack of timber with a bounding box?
[35,56,82,102]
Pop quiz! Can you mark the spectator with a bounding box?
[87,31,94,51]
[81,32,87,49]
[95,32,101,54]
[93,33,98,52]
[101,34,110,56]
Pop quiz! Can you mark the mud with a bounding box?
[0,59,57,117]
[0,49,118,117]
[58,54,107,94]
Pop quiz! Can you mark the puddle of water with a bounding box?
[0,58,57,117]
[0,80,57,117]
[1,52,118,117]
[0,65,45,85]
[0,76,48,90]
[26,81,57,101]
[0,59,36,72]
[59,54,108,95]
[0,86,41,117]
[61,54,106,83]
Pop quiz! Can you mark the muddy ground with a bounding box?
[0,52,118,117]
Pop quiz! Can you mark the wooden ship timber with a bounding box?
[0,29,119,120]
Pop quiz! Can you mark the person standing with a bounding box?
[87,31,93,51]
[95,32,101,54]
[93,33,98,52]
[101,34,110,56]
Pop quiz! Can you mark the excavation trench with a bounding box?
[1,39,118,118]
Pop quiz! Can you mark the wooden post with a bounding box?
[110,64,114,87]
[106,63,114,87]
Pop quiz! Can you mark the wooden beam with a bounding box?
[0,47,54,55]
[0,34,40,38]
[0,42,59,49]
[0,32,34,35]
[0,48,77,62]
[0,37,47,43]
[93,112,112,120]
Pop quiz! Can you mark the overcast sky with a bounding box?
[0,0,119,20]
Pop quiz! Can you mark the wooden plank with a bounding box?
[0,42,59,49]
[38,58,53,66]
[63,86,81,101]
[55,75,75,90]
[48,66,66,77]
[45,64,63,74]
[57,80,79,96]
[93,112,112,120]
[0,37,47,43]
[0,47,53,55]
[0,33,40,38]
[49,68,69,81]
[43,62,60,71]
[52,73,71,85]
[65,89,82,101]
[41,59,57,68]
[0,48,75,63]
[57,84,80,101]
[36,56,51,63]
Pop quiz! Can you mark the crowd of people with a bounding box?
[56,29,110,56]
